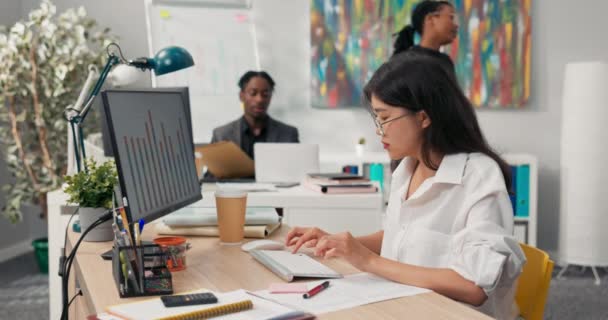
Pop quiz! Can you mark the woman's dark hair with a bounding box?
[364,51,512,189]
[238,71,276,91]
[393,0,453,55]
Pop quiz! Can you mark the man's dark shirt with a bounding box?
[205,115,299,179]
[239,116,268,159]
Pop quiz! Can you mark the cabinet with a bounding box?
[320,152,538,246]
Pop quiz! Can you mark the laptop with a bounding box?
[254,143,320,184]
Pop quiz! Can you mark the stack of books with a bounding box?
[155,207,281,238]
[303,173,378,194]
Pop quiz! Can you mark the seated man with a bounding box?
[211,70,299,160]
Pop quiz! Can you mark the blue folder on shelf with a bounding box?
[515,165,530,217]
[510,165,518,215]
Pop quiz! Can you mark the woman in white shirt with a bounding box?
[286,51,526,319]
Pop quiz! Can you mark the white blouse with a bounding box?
[381,153,526,320]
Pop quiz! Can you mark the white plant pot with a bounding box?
[355,144,365,157]
[79,207,113,242]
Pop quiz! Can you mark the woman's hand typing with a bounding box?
[314,232,377,271]
[285,227,330,253]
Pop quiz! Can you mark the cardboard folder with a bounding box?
[196,141,254,179]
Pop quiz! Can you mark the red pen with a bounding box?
[303,280,330,299]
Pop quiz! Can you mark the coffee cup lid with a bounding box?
[215,188,247,198]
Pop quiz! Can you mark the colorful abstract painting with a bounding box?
[310,0,532,109]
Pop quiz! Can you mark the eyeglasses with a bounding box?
[431,12,459,23]
[371,113,414,136]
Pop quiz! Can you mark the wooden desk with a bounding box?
[68,225,491,319]
[49,186,384,319]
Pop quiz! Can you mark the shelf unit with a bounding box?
[502,153,538,247]
[320,151,538,247]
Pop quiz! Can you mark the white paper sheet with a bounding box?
[253,273,430,315]
[105,289,293,320]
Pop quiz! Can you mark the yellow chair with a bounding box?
[515,243,554,320]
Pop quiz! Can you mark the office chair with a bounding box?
[515,243,554,320]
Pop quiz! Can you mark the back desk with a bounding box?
[197,184,384,236]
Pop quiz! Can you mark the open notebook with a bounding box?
[104,289,293,320]
[249,250,342,282]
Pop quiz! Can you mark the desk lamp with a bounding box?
[65,42,194,172]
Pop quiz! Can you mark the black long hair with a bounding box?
[238,70,276,91]
[364,51,512,188]
[393,0,453,56]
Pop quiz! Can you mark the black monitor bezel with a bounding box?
[101,88,202,231]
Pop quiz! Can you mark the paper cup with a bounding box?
[214,189,247,245]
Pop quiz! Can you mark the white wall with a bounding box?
[0,1,21,28]
[11,0,608,255]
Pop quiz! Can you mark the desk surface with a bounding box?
[69,225,490,319]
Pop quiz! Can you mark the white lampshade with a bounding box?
[559,61,608,266]
[107,64,144,87]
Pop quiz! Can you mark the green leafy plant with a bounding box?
[358,137,366,145]
[0,0,116,222]
[64,159,117,209]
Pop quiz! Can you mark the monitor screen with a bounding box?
[100,87,192,157]
[101,88,202,225]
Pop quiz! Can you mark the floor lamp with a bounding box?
[558,61,608,285]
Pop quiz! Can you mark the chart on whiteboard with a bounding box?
[146,2,259,142]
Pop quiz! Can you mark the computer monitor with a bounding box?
[101,87,193,157]
[101,88,202,228]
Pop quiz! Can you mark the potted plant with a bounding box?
[355,137,366,157]
[0,0,115,223]
[64,158,117,242]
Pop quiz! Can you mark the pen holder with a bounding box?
[112,243,174,298]
[153,236,191,272]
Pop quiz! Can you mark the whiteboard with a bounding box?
[145,0,259,143]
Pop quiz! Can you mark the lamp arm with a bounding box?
[78,55,121,121]
[66,65,98,174]
[74,65,99,111]
[68,121,81,173]
[67,53,120,172]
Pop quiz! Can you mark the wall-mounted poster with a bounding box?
[310,0,532,109]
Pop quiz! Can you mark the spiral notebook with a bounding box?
[105,289,293,320]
